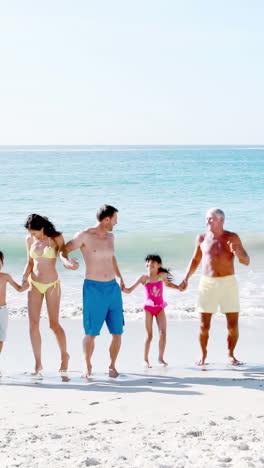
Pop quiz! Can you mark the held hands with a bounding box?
[119,278,125,291]
[63,258,79,270]
[178,279,188,292]
[21,279,29,291]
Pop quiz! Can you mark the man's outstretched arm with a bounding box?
[60,231,85,270]
[179,234,203,290]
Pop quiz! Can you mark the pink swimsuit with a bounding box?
[143,277,167,316]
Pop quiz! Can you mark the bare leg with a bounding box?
[144,312,153,368]
[28,287,44,375]
[0,341,3,374]
[45,285,69,372]
[197,313,212,366]
[155,310,168,365]
[82,335,95,377]
[226,312,243,365]
[109,334,121,377]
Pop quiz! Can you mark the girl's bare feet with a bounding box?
[144,360,152,368]
[228,356,244,366]
[158,358,168,366]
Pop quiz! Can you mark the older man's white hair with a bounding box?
[206,207,225,220]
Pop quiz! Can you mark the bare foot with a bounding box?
[31,364,43,376]
[228,356,244,366]
[144,360,152,368]
[59,352,70,372]
[158,358,168,366]
[81,365,92,378]
[196,357,207,366]
[109,367,119,378]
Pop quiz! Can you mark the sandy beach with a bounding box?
[1,317,264,468]
[1,0,264,465]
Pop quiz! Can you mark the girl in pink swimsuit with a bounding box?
[123,255,179,368]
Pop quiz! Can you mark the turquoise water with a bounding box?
[0,146,263,319]
[1,145,264,234]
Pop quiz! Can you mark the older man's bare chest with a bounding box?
[201,236,228,259]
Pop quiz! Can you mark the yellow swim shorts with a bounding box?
[197,275,240,314]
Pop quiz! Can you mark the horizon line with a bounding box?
[0,144,264,148]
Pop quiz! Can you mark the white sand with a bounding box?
[1,317,264,468]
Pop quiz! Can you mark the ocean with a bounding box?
[1,145,263,320]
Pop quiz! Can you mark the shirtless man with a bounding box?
[180,208,250,366]
[61,205,125,378]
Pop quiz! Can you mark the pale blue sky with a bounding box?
[0,0,263,144]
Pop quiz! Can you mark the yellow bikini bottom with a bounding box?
[29,275,60,295]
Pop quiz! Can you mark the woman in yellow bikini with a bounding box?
[22,214,69,376]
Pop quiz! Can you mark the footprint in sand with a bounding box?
[49,433,62,440]
[186,430,203,437]
[208,420,217,426]
[101,419,125,424]
[237,442,249,450]
[117,456,127,461]
[218,456,232,463]
[79,457,100,466]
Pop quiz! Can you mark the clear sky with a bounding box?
[0,0,263,145]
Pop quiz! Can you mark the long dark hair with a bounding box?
[0,251,4,265]
[24,214,61,238]
[145,254,174,283]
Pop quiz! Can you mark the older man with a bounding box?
[180,208,249,366]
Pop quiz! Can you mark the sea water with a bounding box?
[0,146,263,320]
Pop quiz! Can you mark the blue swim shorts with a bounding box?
[83,279,124,336]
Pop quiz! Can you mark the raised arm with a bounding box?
[179,234,203,290]
[60,231,85,270]
[228,233,250,266]
[123,275,146,294]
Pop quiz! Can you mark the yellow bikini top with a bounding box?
[29,239,57,260]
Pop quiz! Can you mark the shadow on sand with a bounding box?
[1,363,264,395]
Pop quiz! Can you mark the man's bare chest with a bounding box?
[201,238,228,257]
[83,237,114,257]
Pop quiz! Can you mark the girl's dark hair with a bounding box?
[24,214,61,238]
[0,251,4,265]
[145,254,174,283]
